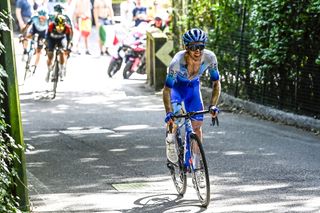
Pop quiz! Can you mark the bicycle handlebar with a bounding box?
[173,110,219,126]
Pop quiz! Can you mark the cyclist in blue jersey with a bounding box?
[21,7,49,73]
[163,28,221,163]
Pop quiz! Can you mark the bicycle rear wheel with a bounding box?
[167,132,187,195]
[190,133,210,207]
[51,61,59,99]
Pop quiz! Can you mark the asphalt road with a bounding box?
[15,29,320,213]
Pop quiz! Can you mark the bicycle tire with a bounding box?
[52,60,59,99]
[107,58,122,78]
[168,131,187,195]
[189,133,210,207]
[123,61,133,79]
[24,53,33,81]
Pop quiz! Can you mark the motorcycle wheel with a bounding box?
[107,58,122,78]
[123,61,133,79]
[137,55,146,74]
[137,62,146,74]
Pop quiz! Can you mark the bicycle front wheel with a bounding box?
[190,133,210,207]
[52,61,59,99]
[24,53,32,82]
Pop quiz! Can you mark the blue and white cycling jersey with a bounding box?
[165,49,220,121]
[165,49,219,89]
[27,16,48,37]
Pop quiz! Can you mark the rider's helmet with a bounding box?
[54,15,66,31]
[182,28,207,46]
[54,4,64,14]
[37,7,48,18]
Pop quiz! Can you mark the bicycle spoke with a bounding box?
[190,135,210,207]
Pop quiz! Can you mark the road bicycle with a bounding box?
[49,46,65,99]
[22,33,39,83]
[167,109,218,207]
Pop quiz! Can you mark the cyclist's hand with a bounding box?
[39,38,45,46]
[209,105,219,118]
[67,42,73,50]
[18,34,25,42]
[209,105,219,126]
[164,112,174,124]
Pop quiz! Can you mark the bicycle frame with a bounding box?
[168,109,216,207]
[174,110,210,171]
[23,34,39,82]
[51,46,64,99]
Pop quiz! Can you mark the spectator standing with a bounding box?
[45,0,69,16]
[132,0,148,27]
[73,0,92,55]
[16,0,33,57]
[93,0,114,56]
[120,0,135,29]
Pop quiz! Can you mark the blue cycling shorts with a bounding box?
[171,81,204,121]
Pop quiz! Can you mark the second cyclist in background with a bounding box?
[49,4,73,28]
[21,7,49,73]
[45,14,73,82]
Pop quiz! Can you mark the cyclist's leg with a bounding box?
[46,38,55,82]
[34,32,46,69]
[184,83,204,141]
[22,24,30,55]
[165,88,183,163]
[46,39,55,67]
[59,39,68,79]
[184,84,204,170]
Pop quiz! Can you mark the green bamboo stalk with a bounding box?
[0,0,30,211]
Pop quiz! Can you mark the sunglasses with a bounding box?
[188,44,205,51]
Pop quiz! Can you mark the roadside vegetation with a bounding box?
[0,10,24,213]
[172,0,320,119]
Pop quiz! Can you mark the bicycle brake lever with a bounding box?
[211,117,219,127]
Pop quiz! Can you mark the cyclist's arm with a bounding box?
[65,25,73,48]
[21,17,33,34]
[163,86,173,114]
[163,59,178,114]
[16,8,26,31]
[210,79,221,107]
[207,51,221,107]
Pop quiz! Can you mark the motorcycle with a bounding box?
[107,44,127,78]
[122,39,146,79]
[107,31,146,78]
